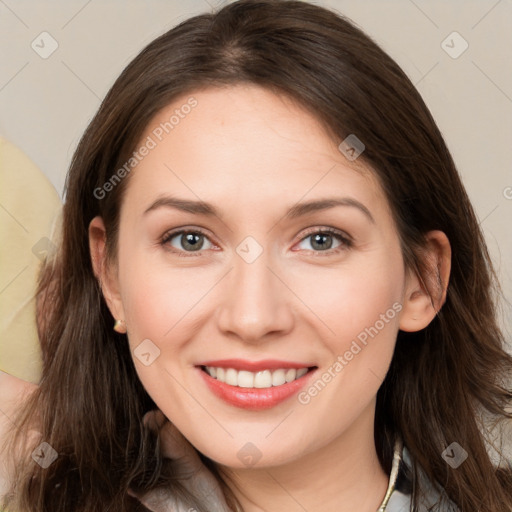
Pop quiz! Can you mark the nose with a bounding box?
[215,248,294,344]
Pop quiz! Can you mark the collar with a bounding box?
[377,438,459,512]
[377,437,410,511]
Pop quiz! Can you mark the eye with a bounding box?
[161,229,214,256]
[161,226,352,257]
[294,227,352,255]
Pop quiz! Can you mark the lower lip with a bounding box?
[197,366,317,410]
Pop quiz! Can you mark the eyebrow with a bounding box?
[143,195,375,224]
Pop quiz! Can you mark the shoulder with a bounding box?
[0,371,38,499]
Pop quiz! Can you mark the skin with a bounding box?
[90,85,451,512]
[0,371,37,495]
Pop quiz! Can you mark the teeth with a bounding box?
[254,370,272,388]
[285,369,296,382]
[225,368,238,386]
[272,369,286,386]
[204,366,310,388]
[238,370,254,388]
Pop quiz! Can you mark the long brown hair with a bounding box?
[3,1,511,510]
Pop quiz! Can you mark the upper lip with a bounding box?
[197,359,317,372]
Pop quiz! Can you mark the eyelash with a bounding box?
[160,227,353,258]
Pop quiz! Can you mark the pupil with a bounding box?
[183,233,203,251]
[312,233,332,251]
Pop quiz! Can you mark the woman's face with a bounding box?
[98,85,416,468]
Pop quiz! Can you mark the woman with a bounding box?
[2,0,511,510]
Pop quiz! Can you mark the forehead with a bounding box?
[121,85,387,222]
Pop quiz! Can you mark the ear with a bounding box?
[399,230,451,333]
[88,216,126,331]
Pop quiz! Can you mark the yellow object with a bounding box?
[0,136,62,384]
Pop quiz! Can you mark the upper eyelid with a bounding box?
[296,226,352,242]
[161,227,217,246]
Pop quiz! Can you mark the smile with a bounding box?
[202,366,310,388]
[196,360,318,410]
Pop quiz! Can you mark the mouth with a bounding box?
[195,360,318,410]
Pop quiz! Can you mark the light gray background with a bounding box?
[1,0,511,333]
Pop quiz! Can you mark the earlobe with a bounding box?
[88,216,125,326]
[399,230,451,333]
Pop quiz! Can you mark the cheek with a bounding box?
[293,250,405,346]
[293,250,405,415]
[117,259,197,412]
[305,251,404,400]
[117,248,221,390]
[118,244,208,338]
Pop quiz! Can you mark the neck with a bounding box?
[218,401,389,512]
